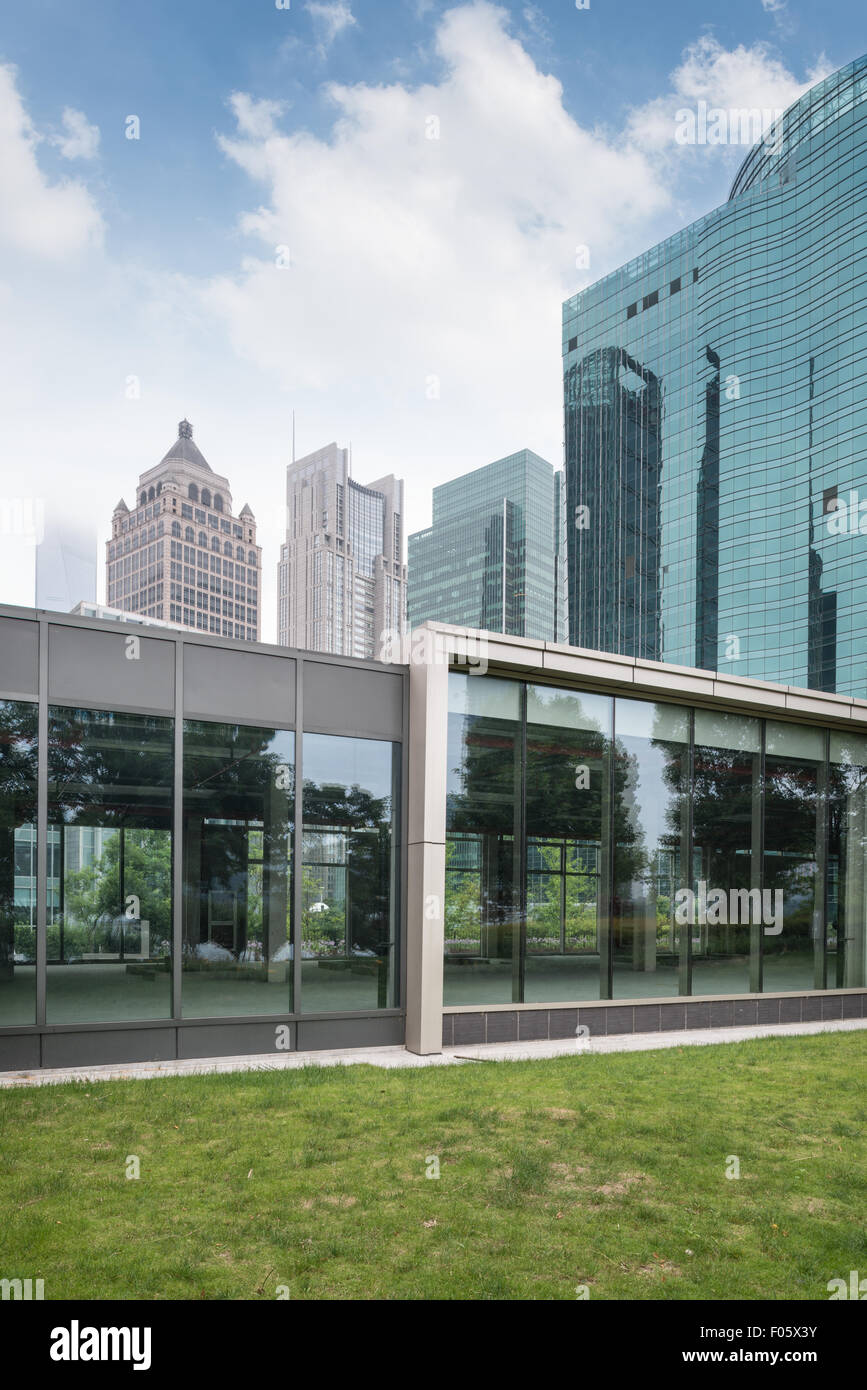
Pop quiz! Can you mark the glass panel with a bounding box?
[612,698,689,998]
[183,721,293,1018]
[763,723,823,993]
[828,733,867,988]
[47,708,173,1023]
[524,685,611,1001]
[445,673,521,1005]
[300,733,399,1012]
[691,712,761,995]
[0,701,38,1024]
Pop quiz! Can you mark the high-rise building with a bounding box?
[277,442,406,657]
[564,55,867,695]
[408,449,561,641]
[107,420,262,640]
[36,511,97,614]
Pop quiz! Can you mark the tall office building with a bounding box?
[277,442,406,657]
[107,420,262,640]
[36,511,97,614]
[564,55,867,694]
[408,449,561,642]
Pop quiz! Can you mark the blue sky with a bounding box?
[1,0,866,636]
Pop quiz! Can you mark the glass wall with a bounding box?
[47,708,173,1023]
[445,676,521,1005]
[300,734,399,1013]
[524,684,611,1002]
[447,672,867,1004]
[183,721,293,1017]
[612,699,689,999]
[1,701,38,1024]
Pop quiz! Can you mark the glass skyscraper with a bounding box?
[564,55,867,695]
[408,449,564,641]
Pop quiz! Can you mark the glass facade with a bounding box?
[301,734,400,1013]
[0,701,38,1025]
[0,707,400,1025]
[564,56,867,695]
[446,671,867,1004]
[47,708,174,1023]
[408,450,559,641]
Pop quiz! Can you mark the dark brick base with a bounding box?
[442,993,867,1048]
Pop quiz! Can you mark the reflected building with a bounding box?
[564,55,867,694]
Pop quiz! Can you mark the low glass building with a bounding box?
[564,55,867,696]
[0,608,864,1068]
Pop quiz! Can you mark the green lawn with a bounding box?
[1,1032,865,1300]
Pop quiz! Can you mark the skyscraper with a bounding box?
[564,55,867,695]
[277,442,406,657]
[408,449,561,642]
[36,511,97,614]
[107,420,262,640]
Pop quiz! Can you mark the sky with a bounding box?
[1,0,866,642]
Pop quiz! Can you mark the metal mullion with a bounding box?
[171,640,183,1021]
[815,729,830,990]
[35,620,48,1028]
[292,658,303,1025]
[600,697,615,999]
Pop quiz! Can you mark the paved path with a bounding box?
[1,1017,864,1088]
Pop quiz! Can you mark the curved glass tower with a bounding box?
[564,55,867,695]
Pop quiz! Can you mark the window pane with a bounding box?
[612,698,689,998]
[0,701,38,1024]
[183,721,293,1018]
[47,708,173,1023]
[301,733,399,1013]
[763,724,823,993]
[691,714,761,995]
[445,673,520,1004]
[524,685,611,1001]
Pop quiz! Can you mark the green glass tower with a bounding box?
[564,55,867,695]
[408,449,561,641]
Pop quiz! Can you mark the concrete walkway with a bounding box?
[1,1017,864,1088]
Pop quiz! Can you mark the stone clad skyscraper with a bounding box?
[277,442,406,657]
[107,419,262,640]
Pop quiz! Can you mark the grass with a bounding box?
[1,1031,865,1300]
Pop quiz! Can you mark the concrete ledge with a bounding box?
[2,1019,864,1087]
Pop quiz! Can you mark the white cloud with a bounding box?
[207,0,668,516]
[306,1,357,55]
[54,106,100,160]
[0,65,103,256]
[627,36,832,160]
